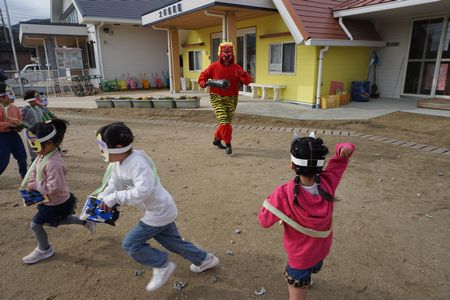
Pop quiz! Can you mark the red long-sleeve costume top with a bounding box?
[198,62,252,97]
[198,42,252,97]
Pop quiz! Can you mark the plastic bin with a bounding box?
[351,81,370,102]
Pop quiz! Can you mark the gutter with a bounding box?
[153,26,173,93]
[305,38,386,47]
[95,22,105,79]
[315,46,329,110]
[204,11,226,41]
[338,17,353,40]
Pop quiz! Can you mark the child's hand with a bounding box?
[99,201,112,212]
[235,70,244,78]
[339,147,353,158]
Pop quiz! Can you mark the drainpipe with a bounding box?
[153,26,173,93]
[315,46,329,109]
[338,17,353,40]
[95,22,105,79]
[204,11,227,41]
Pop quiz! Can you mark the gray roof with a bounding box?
[74,0,179,21]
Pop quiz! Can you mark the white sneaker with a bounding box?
[146,261,176,292]
[85,221,96,235]
[190,253,219,273]
[22,246,54,264]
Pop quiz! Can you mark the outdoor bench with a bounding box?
[249,83,287,101]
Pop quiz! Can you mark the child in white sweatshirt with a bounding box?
[96,122,219,292]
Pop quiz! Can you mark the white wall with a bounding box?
[374,17,411,99]
[98,25,169,82]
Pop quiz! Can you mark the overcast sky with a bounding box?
[0,0,50,25]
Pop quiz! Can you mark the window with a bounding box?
[62,7,78,24]
[188,50,202,71]
[269,42,295,73]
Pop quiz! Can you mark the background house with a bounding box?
[0,22,35,70]
[20,0,177,87]
[143,0,450,107]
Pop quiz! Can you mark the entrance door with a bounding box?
[237,28,256,95]
[211,28,256,95]
[404,17,450,98]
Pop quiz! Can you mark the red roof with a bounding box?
[334,0,397,11]
[283,0,381,40]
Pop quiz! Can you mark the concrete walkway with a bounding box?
[18,89,450,120]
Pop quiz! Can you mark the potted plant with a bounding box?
[175,95,200,109]
[153,96,175,108]
[131,96,154,108]
[112,96,133,108]
[95,96,115,108]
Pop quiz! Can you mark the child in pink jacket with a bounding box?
[258,134,355,300]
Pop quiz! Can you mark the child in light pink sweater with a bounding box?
[21,119,95,264]
[258,134,355,300]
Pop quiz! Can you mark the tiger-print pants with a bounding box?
[210,93,238,124]
[210,93,238,144]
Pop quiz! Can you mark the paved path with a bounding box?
[61,113,450,157]
[18,90,450,120]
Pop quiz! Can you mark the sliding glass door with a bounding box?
[404,17,450,98]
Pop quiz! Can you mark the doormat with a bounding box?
[417,98,450,111]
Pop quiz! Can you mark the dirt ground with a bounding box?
[1,108,449,300]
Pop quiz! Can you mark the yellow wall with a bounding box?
[182,14,371,105]
[321,47,371,96]
[182,14,318,104]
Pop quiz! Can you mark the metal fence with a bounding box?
[3,69,101,97]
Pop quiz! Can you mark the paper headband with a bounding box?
[291,155,325,167]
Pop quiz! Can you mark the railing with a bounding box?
[3,69,101,97]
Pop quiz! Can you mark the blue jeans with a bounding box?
[0,131,27,178]
[122,221,207,268]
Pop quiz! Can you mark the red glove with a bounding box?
[198,80,207,88]
[235,70,244,78]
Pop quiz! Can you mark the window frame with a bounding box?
[188,50,202,71]
[268,42,296,75]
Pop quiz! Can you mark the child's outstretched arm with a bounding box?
[258,189,286,228]
[322,142,355,192]
[102,166,155,208]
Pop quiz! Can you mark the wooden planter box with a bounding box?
[112,99,133,108]
[153,99,175,108]
[95,99,114,108]
[175,98,200,109]
[131,99,153,108]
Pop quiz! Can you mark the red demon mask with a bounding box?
[218,42,234,65]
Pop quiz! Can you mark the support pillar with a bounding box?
[226,12,237,49]
[169,27,181,92]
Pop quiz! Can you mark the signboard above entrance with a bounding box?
[158,3,183,19]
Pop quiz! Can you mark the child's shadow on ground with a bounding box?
[55,235,131,269]
[228,147,286,160]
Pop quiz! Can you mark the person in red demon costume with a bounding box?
[198,42,252,155]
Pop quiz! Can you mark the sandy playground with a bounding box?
[0,108,449,300]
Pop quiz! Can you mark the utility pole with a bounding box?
[0,8,9,43]
[3,0,23,96]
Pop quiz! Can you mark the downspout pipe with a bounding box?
[204,11,226,41]
[95,22,105,80]
[338,17,353,40]
[153,26,173,93]
[315,46,329,109]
